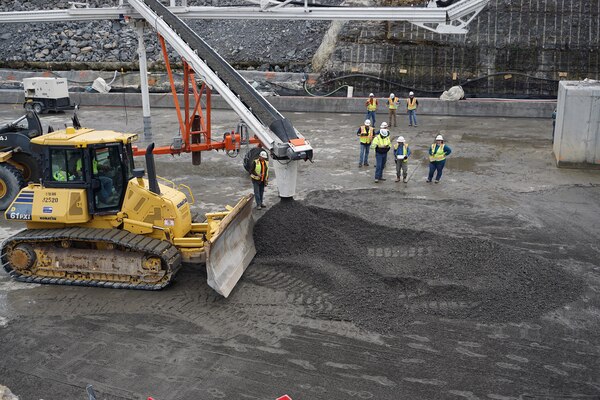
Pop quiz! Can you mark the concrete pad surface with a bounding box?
[0,105,599,400]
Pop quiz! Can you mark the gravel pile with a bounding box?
[0,0,334,71]
[252,200,584,334]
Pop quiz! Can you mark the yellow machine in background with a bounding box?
[1,126,255,297]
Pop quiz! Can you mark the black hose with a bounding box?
[308,71,560,97]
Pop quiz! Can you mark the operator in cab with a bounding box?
[72,153,116,205]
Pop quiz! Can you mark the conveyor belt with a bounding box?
[143,0,299,144]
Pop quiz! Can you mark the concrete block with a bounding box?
[553,80,600,169]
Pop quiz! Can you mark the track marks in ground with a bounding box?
[243,261,335,315]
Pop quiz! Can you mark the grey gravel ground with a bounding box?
[0,104,599,399]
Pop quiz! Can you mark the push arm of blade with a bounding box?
[173,237,205,248]
[122,217,169,236]
[190,222,209,233]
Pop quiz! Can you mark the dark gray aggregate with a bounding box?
[252,199,584,334]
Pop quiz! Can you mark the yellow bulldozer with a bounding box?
[0,125,256,297]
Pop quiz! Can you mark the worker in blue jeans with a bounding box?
[406,91,419,127]
[250,150,269,209]
[356,119,374,167]
[371,123,391,183]
[365,93,378,126]
[427,134,452,183]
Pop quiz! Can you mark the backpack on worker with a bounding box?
[243,147,263,172]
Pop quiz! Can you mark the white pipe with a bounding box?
[135,20,152,137]
[272,160,298,198]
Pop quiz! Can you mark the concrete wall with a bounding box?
[0,89,555,118]
[554,81,600,168]
[0,90,556,118]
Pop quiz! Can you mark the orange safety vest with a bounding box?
[407,97,417,110]
[359,126,374,144]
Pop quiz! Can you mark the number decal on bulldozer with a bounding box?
[6,204,32,220]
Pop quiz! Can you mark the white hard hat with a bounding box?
[379,129,389,137]
[364,119,371,126]
[435,135,444,141]
[259,150,268,158]
[397,136,405,142]
[409,91,414,96]
[380,122,388,128]
[369,93,374,97]
[390,93,395,98]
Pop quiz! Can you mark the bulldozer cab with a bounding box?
[42,138,135,214]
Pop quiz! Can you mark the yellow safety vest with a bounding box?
[76,158,98,174]
[371,135,391,150]
[253,159,268,182]
[53,170,67,181]
[429,144,446,162]
[407,97,417,110]
[394,143,409,163]
[366,99,378,111]
[359,126,374,144]
[388,97,399,110]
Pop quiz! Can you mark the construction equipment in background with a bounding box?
[0,111,45,210]
[1,126,255,297]
[127,0,313,198]
[23,77,75,114]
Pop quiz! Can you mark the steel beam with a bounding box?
[0,0,489,30]
[0,7,446,23]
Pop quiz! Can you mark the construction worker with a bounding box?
[356,119,374,167]
[365,93,378,126]
[250,150,269,209]
[407,91,419,127]
[427,134,452,183]
[75,156,115,204]
[371,122,391,183]
[52,159,73,182]
[387,93,400,127]
[393,136,411,183]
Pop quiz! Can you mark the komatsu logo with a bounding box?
[177,198,188,208]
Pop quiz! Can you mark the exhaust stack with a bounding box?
[145,143,161,195]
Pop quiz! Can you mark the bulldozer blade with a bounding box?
[205,194,256,297]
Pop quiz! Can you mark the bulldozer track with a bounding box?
[1,228,182,290]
